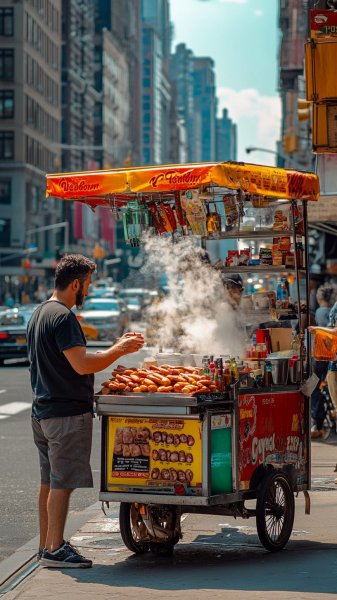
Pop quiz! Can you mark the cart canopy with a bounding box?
[46,161,320,207]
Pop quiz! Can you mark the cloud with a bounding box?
[217,87,281,165]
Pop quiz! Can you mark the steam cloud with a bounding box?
[141,235,246,357]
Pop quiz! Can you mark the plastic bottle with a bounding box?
[281,278,288,301]
[276,278,283,301]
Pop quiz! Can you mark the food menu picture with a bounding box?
[107,416,202,491]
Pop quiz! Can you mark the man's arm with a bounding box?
[63,333,144,375]
[308,326,337,336]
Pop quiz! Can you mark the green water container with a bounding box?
[210,419,232,494]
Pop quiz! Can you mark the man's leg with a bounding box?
[45,488,73,552]
[38,483,50,551]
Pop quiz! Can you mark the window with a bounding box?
[0,49,14,80]
[0,90,14,118]
[0,131,14,158]
[0,179,10,204]
[0,8,14,36]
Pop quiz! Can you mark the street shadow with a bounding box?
[64,526,337,595]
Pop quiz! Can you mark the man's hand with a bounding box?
[114,332,144,355]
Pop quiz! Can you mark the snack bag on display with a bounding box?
[159,204,177,233]
[223,194,239,230]
[180,189,207,236]
[273,208,289,231]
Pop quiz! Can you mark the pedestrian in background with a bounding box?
[27,254,144,568]
[311,284,337,438]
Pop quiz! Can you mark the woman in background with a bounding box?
[309,283,337,439]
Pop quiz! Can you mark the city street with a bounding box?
[1,353,337,598]
[0,346,150,563]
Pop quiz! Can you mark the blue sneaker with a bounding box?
[40,541,92,568]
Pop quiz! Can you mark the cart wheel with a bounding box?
[119,502,148,554]
[149,506,180,556]
[256,471,295,552]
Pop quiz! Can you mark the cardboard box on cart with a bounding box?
[269,328,293,352]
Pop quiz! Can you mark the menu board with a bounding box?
[107,416,202,493]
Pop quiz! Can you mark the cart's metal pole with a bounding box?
[303,201,311,378]
[290,200,304,383]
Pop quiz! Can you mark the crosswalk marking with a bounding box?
[0,402,31,416]
[0,389,6,394]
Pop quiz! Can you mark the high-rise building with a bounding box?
[193,56,217,162]
[216,108,237,162]
[95,0,142,166]
[170,42,200,163]
[278,0,312,171]
[0,0,62,300]
[141,0,172,165]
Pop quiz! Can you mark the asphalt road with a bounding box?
[0,346,151,563]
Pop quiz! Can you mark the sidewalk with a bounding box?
[1,437,337,600]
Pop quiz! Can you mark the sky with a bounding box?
[170,0,281,167]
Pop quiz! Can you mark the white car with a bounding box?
[75,298,129,341]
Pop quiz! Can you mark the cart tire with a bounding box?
[149,507,180,556]
[256,471,295,552]
[119,503,148,554]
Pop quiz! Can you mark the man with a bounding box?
[27,254,144,568]
[308,301,337,440]
[222,274,244,308]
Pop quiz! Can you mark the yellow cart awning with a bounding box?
[46,161,320,207]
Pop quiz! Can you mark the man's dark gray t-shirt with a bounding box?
[27,300,94,419]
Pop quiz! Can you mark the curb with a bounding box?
[0,501,108,591]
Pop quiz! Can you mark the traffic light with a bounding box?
[297,99,311,122]
[283,134,298,154]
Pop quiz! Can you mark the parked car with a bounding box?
[0,305,39,365]
[124,296,143,321]
[87,285,119,300]
[75,298,130,341]
[119,288,157,309]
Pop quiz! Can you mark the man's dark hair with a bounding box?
[54,254,96,290]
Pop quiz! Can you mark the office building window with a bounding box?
[0,90,14,118]
[0,179,11,204]
[0,131,14,158]
[0,49,14,80]
[0,8,14,36]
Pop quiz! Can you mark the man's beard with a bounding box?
[75,284,85,309]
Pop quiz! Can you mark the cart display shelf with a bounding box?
[219,265,306,273]
[203,230,305,240]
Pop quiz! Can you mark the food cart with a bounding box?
[46,161,320,554]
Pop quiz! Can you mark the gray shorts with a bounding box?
[32,412,93,490]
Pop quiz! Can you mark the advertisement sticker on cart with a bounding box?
[107,416,202,494]
[238,392,308,491]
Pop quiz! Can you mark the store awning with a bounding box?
[46,161,320,207]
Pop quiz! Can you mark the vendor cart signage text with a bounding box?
[149,169,203,188]
[238,392,308,490]
[59,178,100,193]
